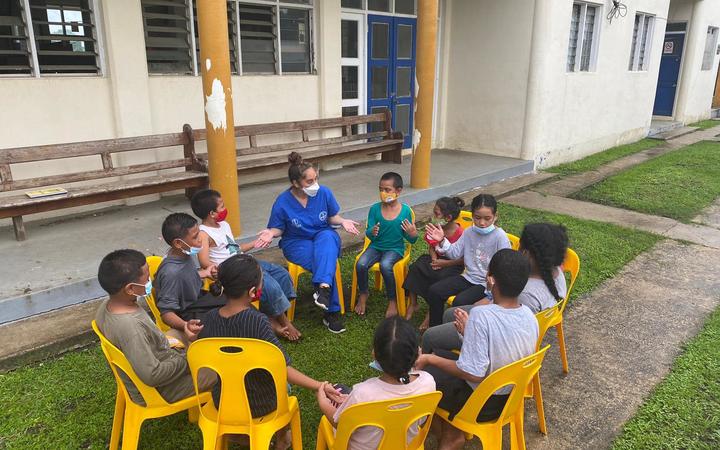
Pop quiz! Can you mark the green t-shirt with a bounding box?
[365,202,417,256]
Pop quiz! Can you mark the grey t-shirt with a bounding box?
[457,304,538,393]
[155,253,203,315]
[94,300,194,406]
[518,268,568,314]
[439,227,511,285]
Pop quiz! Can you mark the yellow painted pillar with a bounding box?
[196,0,241,234]
[411,0,439,189]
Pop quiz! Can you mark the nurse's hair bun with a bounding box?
[288,151,304,166]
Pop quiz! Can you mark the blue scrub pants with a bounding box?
[281,229,342,313]
[258,260,296,317]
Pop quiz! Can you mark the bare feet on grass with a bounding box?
[354,292,368,316]
[385,301,398,318]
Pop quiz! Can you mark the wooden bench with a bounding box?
[189,110,404,176]
[0,125,207,241]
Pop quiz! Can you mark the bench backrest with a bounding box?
[190,110,395,157]
[0,126,198,192]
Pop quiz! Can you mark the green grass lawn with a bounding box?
[545,139,661,176]
[575,141,720,222]
[0,205,661,450]
[688,119,720,130]
[612,307,720,450]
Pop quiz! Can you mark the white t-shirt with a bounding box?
[333,371,436,450]
[438,227,512,285]
[199,221,239,265]
[518,268,568,314]
[457,304,538,393]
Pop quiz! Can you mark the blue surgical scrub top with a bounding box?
[268,185,340,246]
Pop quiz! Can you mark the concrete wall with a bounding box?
[669,0,720,123]
[521,0,671,168]
[437,0,534,158]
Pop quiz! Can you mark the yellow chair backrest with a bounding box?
[333,391,442,450]
[562,248,580,311]
[453,346,550,427]
[145,255,169,332]
[92,320,171,408]
[456,211,519,250]
[187,338,291,425]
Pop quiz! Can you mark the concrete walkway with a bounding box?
[524,240,720,450]
[504,191,720,250]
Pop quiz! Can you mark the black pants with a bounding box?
[425,358,509,422]
[425,275,486,327]
[178,291,227,322]
[403,254,464,300]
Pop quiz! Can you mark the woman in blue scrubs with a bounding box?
[257,152,360,333]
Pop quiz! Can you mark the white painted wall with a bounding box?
[669,0,720,123]
[438,0,534,158]
[521,0,671,168]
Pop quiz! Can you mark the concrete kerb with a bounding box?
[0,171,553,372]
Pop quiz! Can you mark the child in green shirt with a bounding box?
[354,172,418,317]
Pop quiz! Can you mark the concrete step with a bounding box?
[648,119,683,137]
[648,126,699,141]
[711,108,720,119]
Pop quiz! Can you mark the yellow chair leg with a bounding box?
[556,321,569,373]
[394,263,407,317]
[533,373,547,435]
[188,405,200,424]
[109,391,124,450]
[335,263,345,315]
[374,271,383,291]
[287,299,296,322]
[120,410,143,450]
[290,409,303,450]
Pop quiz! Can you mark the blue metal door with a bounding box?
[368,15,416,149]
[653,33,685,116]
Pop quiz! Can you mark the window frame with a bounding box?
[1,0,104,78]
[566,1,601,73]
[341,0,417,18]
[629,12,655,72]
[701,26,719,71]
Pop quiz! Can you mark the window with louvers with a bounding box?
[193,1,239,74]
[29,0,99,74]
[0,0,33,75]
[141,0,193,74]
[239,3,278,74]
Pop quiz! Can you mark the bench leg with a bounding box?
[381,148,402,164]
[12,216,27,241]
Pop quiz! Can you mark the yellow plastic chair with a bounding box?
[287,261,345,320]
[446,230,519,306]
[525,247,580,435]
[145,255,170,332]
[316,391,442,450]
[187,338,302,450]
[350,239,413,317]
[436,346,550,450]
[92,320,209,450]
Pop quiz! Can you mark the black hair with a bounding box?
[470,193,498,215]
[190,189,221,220]
[287,151,314,185]
[487,249,530,298]
[380,171,403,189]
[373,316,419,384]
[161,213,198,246]
[98,249,146,295]
[210,253,262,298]
[520,223,569,300]
[435,196,465,221]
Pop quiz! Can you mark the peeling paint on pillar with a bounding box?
[205,78,227,131]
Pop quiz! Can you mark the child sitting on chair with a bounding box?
[354,172,418,317]
[316,316,436,450]
[95,249,215,406]
[416,249,538,450]
[191,189,301,341]
[198,254,346,449]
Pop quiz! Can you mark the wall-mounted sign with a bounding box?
[664,41,674,54]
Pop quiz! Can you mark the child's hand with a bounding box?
[371,222,380,237]
[425,223,445,243]
[324,382,348,404]
[401,219,417,238]
[198,265,217,280]
[184,319,204,342]
[454,308,469,336]
[415,353,431,370]
[430,259,445,270]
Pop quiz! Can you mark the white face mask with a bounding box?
[303,182,320,197]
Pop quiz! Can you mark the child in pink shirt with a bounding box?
[316,317,436,450]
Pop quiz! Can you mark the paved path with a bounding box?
[504,191,720,250]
